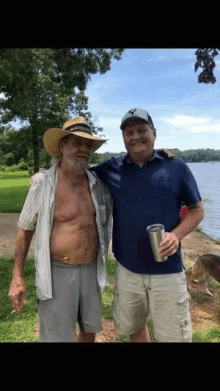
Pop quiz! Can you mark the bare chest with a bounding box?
[53,180,95,222]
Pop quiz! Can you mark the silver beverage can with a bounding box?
[146,224,168,262]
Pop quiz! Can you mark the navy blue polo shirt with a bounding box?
[90,150,202,274]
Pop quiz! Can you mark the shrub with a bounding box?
[17,161,29,171]
[3,152,15,166]
[28,168,34,176]
[5,165,18,172]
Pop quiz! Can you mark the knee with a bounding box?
[130,324,150,343]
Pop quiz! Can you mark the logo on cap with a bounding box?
[128,109,137,116]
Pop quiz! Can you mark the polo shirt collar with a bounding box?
[124,149,163,165]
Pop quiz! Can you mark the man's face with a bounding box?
[60,134,95,170]
[122,121,156,162]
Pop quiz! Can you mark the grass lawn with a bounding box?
[0,257,38,342]
[193,328,220,342]
[0,171,29,213]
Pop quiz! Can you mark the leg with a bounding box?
[78,259,102,340]
[38,261,80,342]
[112,261,149,339]
[130,323,150,343]
[149,271,192,342]
[205,281,213,297]
[77,330,96,343]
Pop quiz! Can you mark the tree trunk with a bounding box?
[29,116,39,173]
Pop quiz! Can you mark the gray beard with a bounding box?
[66,157,87,172]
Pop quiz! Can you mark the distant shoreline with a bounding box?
[196,226,220,245]
[187,161,220,164]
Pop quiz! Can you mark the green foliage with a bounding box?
[0,48,124,172]
[2,152,15,166]
[195,48,220,85]
[167,148,220,163]
[101,151,126,162]
[193,328,220,342]
[17,161,29,171]
[87,153,103,165]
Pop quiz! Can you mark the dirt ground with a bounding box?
[1,213,220,342]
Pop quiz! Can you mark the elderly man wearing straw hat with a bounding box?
[8,117,113,342]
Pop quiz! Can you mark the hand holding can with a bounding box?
[146,224,168,262]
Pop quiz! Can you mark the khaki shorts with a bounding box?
[112,261,192,342]
[38,258,102,342]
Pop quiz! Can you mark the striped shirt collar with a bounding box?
[46,164,97,188]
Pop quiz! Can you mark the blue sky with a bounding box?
[85,48,220,153]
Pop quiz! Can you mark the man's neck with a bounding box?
[58,162,86,186]
[128,150,154,166]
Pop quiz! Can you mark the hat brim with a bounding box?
[43,128,108,156]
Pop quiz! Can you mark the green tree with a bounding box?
[0,126,32,165]
[0,48,124,172]
[88,153,103,165]
[195,48,220,84]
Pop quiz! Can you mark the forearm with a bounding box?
[12,228,34,277]
[171,205,204,241]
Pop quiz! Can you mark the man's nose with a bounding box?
[132,131,141,140]
[79,141,89,152]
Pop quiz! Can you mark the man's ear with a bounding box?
[59,140,64,154]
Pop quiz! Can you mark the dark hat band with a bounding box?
[65,124,92,135]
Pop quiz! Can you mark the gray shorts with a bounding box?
[38,258,102,342]
[113,261,192,342]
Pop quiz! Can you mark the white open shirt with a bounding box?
[18,164,113,300]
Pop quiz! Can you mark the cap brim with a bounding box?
[43,128,108,156]
[120,117,150,130]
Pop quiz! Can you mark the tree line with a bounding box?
[1,141,219,173]
[99,148,220,164]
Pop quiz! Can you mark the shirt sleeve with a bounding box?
[180,162,202,206]
[18,177,42,231]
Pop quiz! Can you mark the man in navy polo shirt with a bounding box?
[91,108,204,342]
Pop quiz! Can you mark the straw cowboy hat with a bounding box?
[43,116,108,156]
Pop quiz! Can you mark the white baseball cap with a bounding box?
[120,108,155,130]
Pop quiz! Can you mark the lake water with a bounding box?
[187,161,220,241]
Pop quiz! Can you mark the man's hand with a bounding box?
[8,228,34,313]
[159,232,179,258]
[8,274,26,313]
[156,148,175,159]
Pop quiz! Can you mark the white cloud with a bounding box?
[162,115,210,127]
[161,115,220,133]
[190,123,220,133]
